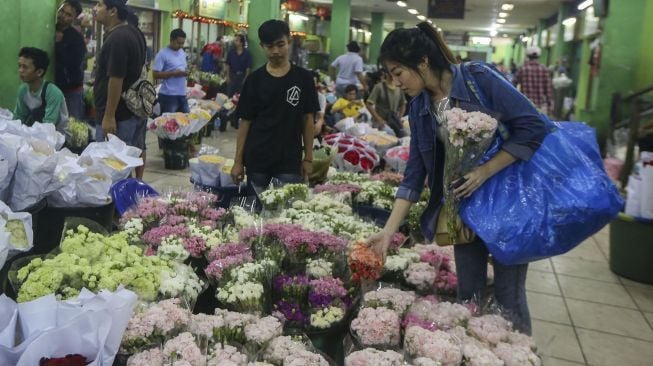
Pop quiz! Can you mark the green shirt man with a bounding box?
[14,47,69,137]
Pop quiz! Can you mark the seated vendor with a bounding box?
[14,47,69,137]
[331,84,366,121]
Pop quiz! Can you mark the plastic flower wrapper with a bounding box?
[344,348,405,366]
[126,347,165,366]
[207,342,248,366]
[493,342,542,366]
[403,299,472,332]
[383,145,410,173]
[0,201,33,253]
[159,263,206,307]
[79,135,143,183]
[188,313,224,351]
[229,206,260,230]
[283,349,330,366]
[404,326,463,366]
[404,262,438,293]
[312,183,361,204]
[216,281,266,316]
[382,248,420,282]
[121,298,191,354]
[157,235,190,262]
[362,286,416,316]
[242,316,283,356]
[162,332,204,366]
[67,117,89,148]
[348,241,384,283]
[148,112,207,140]
[350,307,401,349]
[459,336,504,366]
[229,260,279,285]
[466,314,512,346]
[309,305,345,330]
[120,196,170,230]
[324,133,379,172]
[122,218,144,244]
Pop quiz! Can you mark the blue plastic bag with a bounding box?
[110,178,159,216]
[459,122,624,265]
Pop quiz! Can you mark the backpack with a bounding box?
[122,66,157,119]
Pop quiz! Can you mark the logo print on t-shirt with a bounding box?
[286,86,301,106]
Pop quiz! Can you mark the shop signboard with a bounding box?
[128,0,156,9]
[199,0,226,19]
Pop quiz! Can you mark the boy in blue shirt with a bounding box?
[153,29,189,113]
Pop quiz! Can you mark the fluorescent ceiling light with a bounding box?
[417,15,427,21]
[499,12,508,18]
[427,19,433,24]
[501,4,514,11]
[523,36,531,42]
[503,34,509,37]
[437,27,442,32]
[357,28,365,32]
[289,13,308,21]
[562,17,577,26]
[578,0,593,10]
[408,8,418,14]
[490,30,498,36]
[396,1,407,7]
[496,18,506,24]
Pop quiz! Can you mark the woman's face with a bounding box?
[384,60,425,97]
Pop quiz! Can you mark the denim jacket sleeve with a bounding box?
[396,111,427,202]
[470,64,548,161]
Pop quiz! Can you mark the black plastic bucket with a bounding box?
[161,138,190,170]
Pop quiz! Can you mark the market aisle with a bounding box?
[142,130,653,366]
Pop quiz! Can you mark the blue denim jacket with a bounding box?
[396,62,550,241]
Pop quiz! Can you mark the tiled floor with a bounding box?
[142,129,653,366]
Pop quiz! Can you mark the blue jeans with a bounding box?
[454,238,532,335]
[247,172,303,192]
[64,89,85,120]
[158,94,190,113]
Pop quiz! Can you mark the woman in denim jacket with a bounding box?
[368,22,549,334]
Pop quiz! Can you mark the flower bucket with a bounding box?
[161,137,190,170]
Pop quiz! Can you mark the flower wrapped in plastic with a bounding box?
[162,332,204,366]
[404,326,463,366]
[404,262,438,293]
[348,241,384,283]
[493,342,542,366]
[344,348,405,366]
[466,314,512,346]
[244,316,283,348]
[350,307,401,349]
[305,258,334,279]
[212,309,257,346]
[362,287,416,316]
[148,112,203,140]
[159,263,205,305]
[207,343,249,366]
[308,276,350,311]
[438,107,498,244]
[121,298,191,354]
[354,181,397,210]
[258,183,308,210]
[460,336,504,366]
[383,248,420,282]
[204,251,253,284]
[260,335,308,365]
[383,145,410,173]
[273,273,309,301]
[309,305,345,330]
[126,347,165,366]
[324,133,380,172]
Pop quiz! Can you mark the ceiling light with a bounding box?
[490,30,498,36]
[523,36,531,42]
[501,4,514,11]
[437,27,442,32]
[357,28,365,32]
[562,17,577,26]
[499,12,508,18]
[503,34,509,37]
[496,18,506,23]
[396,1,407,7]
[471,36,492,45]
[427,19,433,24]
[417,15,427,21]
[289,13,308,21]
[577,0,593,10]
[408,8,418,14]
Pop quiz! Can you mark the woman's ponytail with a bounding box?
[416,22,457,65]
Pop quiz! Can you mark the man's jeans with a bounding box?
[64,89,85,120]
[454,238,532,335]
[158,94,190,114]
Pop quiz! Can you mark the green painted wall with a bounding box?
[247,0,281,70]
[0,0,58,110]
[635,0,653,89]
[329,0,351,63]
[581,0,648,140]
[491,43,509,64]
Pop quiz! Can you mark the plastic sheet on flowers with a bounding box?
[460,122,624,265]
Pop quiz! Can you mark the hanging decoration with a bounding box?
[171,9,248,29]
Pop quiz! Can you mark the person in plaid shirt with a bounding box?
[513,47,553,115]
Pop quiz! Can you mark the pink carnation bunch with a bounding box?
[467,314,512,346]
[183,236,207,258]
[206,243,251,262]
[493,342,542,366]
[404,326,463,366]
[204,252,253,282]
[404,262,438,291]
[363,288,416,315]
[350,307,401,347]
[142,225,189,247]
[162,332,204,366]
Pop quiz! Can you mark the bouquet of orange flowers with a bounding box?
[348,241,384,282]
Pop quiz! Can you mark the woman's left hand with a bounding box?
[454,165,491,199]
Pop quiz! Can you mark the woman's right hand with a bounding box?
[367,229,393,261]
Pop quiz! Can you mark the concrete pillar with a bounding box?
[247,0,281,69]
[329,0,351,63]
[369,12,384,65]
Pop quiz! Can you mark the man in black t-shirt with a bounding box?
[55,0,86,120]
[231,20,319,188]
[93,0,146,178]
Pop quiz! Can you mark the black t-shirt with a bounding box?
[94,24,145,122]
[55,27,86,90]
[236,64,319,175]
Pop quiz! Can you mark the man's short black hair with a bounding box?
[19,47,50,75]
[63,0,83,16]
[344,84,358,94]
[258,19,290,44]
[104,0,128,21]
[347,41,360,53]
[170,28,186,40]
